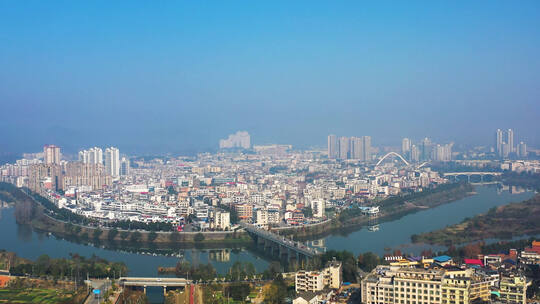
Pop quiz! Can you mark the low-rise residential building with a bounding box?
[361,266,496,304]
[499,276,529,304]
[296,260,342,293]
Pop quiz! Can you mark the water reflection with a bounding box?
[0,184,534,280]
[321,184,535,256]
[367,217,380,232]
[209,249,231,262]
[16,223,33,242]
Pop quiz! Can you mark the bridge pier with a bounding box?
[163,286,167,296]
[256,235,265,248]
[264,240,275,256]
[279,245,289,260]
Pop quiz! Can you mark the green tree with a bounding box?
[93,228,103,240]
[358,252,380,272]
[303,206,313,218]
[175,261,191,277]
[130,231,142,243]
[264,274,287,304]
[108,228,118,241]
[169,231,180,242]
[148,231,158,242]
[194,233,205,242]
[120,231,129,241]
[224,282,251,301]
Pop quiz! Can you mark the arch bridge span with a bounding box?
[375,152,410,167]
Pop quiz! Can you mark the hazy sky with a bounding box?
[1,1,539,155]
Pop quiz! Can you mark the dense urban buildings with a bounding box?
[0,132,538,304]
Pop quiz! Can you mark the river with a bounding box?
[320,184,534,255]
[0,184,534,302]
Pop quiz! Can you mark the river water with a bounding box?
[0,184,534,302]
[321,184,534,255]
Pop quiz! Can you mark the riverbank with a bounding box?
[278,183,474,239]
[0,182,252,247]
[412,193,540,245]
[31,212,251,246]
[1,182,473,249]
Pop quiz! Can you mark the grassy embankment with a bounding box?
[0,182,251,247]
[280,182,474,238]
[412,172,540,246]
[0,287,86,304]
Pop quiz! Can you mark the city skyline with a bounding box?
[1,2,539,303]
[1,2,540,154]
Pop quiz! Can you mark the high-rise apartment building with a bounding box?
[43,145,61,164]
[339,137,350,159]
[410,145,420,162]
[61,162,112,191]
[495,129,525,158]
[421,138,432,161]
[434,143,452,162]
[402,138,411,159]
[120,157,130,176]
[507,129,514,153]
[219,131,251,149]
[351,137,364,160]
[28,163,62,192]
[363,136,372,161]
[328,134,372,161]
[496,129,504,156]
[105,147,120,177]
[328,134,338,159]
[78,147,103,165]
[517,142,527,158]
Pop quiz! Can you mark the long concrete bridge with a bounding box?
[119,277,191,294]
[443,171,502,182]
[239,222,320,262]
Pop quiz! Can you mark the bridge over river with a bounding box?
[443,171,502,182]
[239,222,320,263]
[119,277,191,294]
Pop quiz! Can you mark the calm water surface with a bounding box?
[0,184,534,302]
[322,184,534,255]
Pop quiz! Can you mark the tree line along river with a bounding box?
[0,184,534,302]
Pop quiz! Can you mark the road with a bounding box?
[84,279,111,304]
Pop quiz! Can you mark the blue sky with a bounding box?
[1,1,539,155]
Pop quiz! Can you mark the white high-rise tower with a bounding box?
[105,147,120,177]
[507,129,514,153]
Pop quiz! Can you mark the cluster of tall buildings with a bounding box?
[78,147,128,177]
[327,135,372,161]
[219,131,251,149]
[402,138,452,162]
[495,129,527,158]
[43,145,61,164]
[24,145,129,193]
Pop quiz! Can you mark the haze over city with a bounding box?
[1,1,540,155]
[2,2,540,304]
